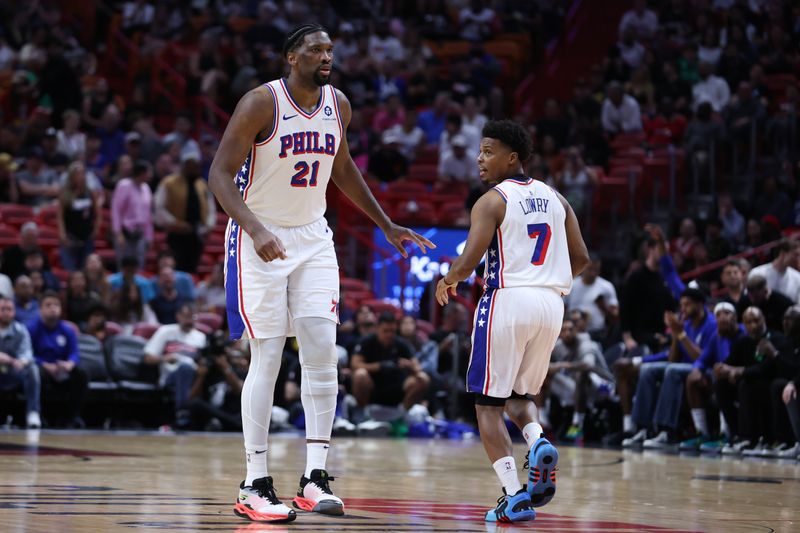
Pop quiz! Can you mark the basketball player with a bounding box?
[209,24,434,523]
[436,120,589,523]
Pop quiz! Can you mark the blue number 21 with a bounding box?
[527,223,552,266]
[290,161,320,187]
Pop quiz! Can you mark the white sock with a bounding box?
[305,442,330,477]
[571,411,585,427]
[691,409,709,436]
[720,412,730,438]
[492,456,523,495]
[623,414,635,433]
[245,446,268,485]
[522,422,544,448]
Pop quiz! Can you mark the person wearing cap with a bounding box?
[154,150,215,273]
[0,152,19,203]
[622,286,717,448]
[41,127,69,171]
[16,146,59,207]
[679,301,746,451]
[437,133,479,183]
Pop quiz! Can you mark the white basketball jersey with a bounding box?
[234,79,343,227]
[483,177,573,295]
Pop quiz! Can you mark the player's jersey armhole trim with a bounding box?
[255,83,280,146]
[330,86,344,139]
[491,187,508,203]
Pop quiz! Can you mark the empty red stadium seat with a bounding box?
[360,299,401,317]
[196,312,223,331]
[132,322,159,339]
[340,277,370,292]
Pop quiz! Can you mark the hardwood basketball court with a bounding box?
[0,430,797,532]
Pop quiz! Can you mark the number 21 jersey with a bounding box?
[483,177,573,295]
[235,79,343,227]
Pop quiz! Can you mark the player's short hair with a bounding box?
[40,290,61,304]
[481,120,532,163]
[283,23,328,57]
[377,311,398,325]
[680,287,706,304]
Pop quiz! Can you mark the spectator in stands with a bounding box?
[111,160,153,271]
[150,267,184,325]
[372,93,405,132]
[555,147,598,218]
[753,176,793,230]
[1,222,44,281]
[657,62,692,115]
[57,161,101,271]
[719,260,750,317]
[748,239,800,303]
[16,146,59,207]
[417,91,450,145]
[462,95,487,132]
[0,152,19,204]
[543,318,605,441]
[0,268,11,299]
[535,99,571,150]
[726,81,765,142]
[23,250,59,292]
[0,295,40,428]
[398,315,440,384]
[162,112,201,163]
[152,251,196,303]
[111,280,158,335]
[746,274,793,332]
[13,275,38,326]
[83,253,111,306]
[684,102,725,176]
[717,193,745,248]
[692,61,731,112]
[698,27,722,67]
[83,132,110,183]
[458,0,496,41]
[623,288,717,448]
[382,107,425,163]
[84,303,109,343]
[109,154,134,191]
[670,217,700,260]
[154,152,215,273]
[82,78,114,130]
[626,65,656,113]
[368,131,408,183]
[56,109,86,160]
[28,290,87,428]
[781,358,800,458]
[617,26,646,70]
[143,302,207,429]
[369,19,405,63]
[704,219,731,263]
[338,304,377,353]
[196,262,225,313]
[619,0,658,40]
[437,135,479,184]
[96,104,126,171]
[187,338,248,432]
[41,128,68,172]
[681,302,746,451]
[601,81,643,135]
[715,307,779,454]
[565,254,619,341]
[351,312,430,411]
[439,113,480,161]
[64,271,99,332]
[109,255,155,303]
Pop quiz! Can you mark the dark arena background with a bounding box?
[0,1,798,532]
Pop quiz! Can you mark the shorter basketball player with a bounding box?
[436,120,589,523]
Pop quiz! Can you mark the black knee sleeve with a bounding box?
[474,393,508,406]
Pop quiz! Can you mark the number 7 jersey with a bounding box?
[484,177,573,295]
[236,79,343,227]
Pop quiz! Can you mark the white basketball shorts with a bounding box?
[224,216,339,340]
[467,286,564,398]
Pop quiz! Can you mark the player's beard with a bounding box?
[313,68,330,86]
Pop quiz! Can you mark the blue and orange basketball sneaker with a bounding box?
[484,487,535,523]
[525,437,559,507]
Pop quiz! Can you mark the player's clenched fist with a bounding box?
[252,227,287,262]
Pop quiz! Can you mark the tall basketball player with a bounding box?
[209,24,434,523]
[435,120,589,523]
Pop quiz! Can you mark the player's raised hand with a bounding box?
[252,226,287,262]
[435,278,458,306]
[385,223,436,258]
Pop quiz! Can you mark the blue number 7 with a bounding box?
[527,223,551,266]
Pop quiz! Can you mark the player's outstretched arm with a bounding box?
[435,191,505,306]
[556,191,590,278]
[209,88,287,262]
[331,89,435,258]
